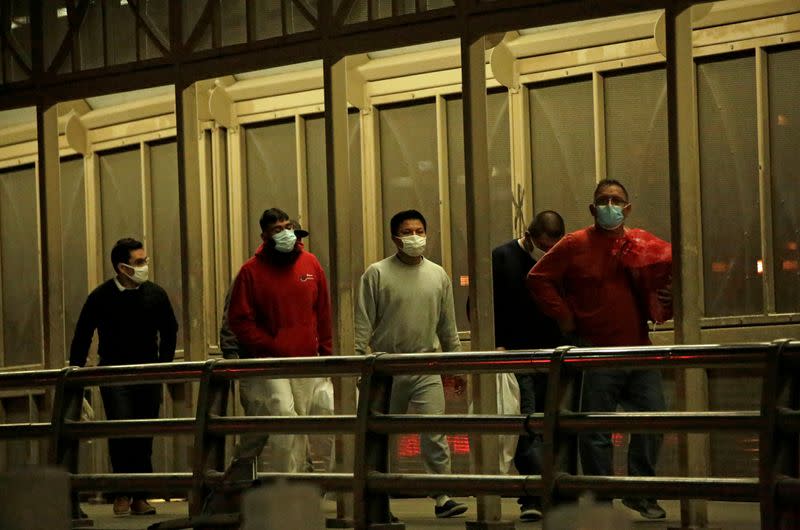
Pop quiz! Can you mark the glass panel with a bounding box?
[60,157,87,364]
[78,0,104,69]
[769,47,800,313]
[447,91,514,331]
[43,1,69,70]
[250,0,283,40]
[698,55,761,317]
[99,148,144,279]
[287,2,315,34]
[344,0,368,24]
[378,100,441,263]
[605,67,671,241]
[302,112,362,285]
[244,120,298,256]
[5,0,31,81]
[140,0,169,44]
[221,0,247,46]
[0,165,42,367]
[529,77,596,233]
[105,0,137,65]
[149,141,184,351]
[305,116,330,277]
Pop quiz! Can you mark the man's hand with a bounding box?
[558,315,576,336]
[657,277,673,306]
[452,375,467,396]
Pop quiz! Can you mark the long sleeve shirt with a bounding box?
[526,226,650,347]
[355,255,461,355]
[69,279,179,367]
[492,239,562,350]
[228,246,332,358]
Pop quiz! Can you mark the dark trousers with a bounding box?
[513,372,548,508]
[100,384,161,500]
[579,369,665,489]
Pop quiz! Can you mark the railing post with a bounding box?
[540,346,578,518]
[190,359,228,516]
[759,339,797,529]
[48,366,85,524]
[352,355,402,530]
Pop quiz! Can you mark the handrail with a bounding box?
[0,340,797,530]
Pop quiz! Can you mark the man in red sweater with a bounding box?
[227,207,332,474]
[527,180,670,520]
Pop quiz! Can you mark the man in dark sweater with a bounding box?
[492,211,564,522]
[69,238,178,517]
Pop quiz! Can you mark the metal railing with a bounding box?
[0,340,799,529]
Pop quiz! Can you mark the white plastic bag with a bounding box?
[467,373,520,474]
[308,378,335,472]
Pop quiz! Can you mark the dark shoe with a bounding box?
[130,499,157,515]
[390,512,400,523]
[520,503,543,522]
[113,496,131,516]
[622,498,666,520]
[435,499,468,518]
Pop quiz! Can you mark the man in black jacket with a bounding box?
[492,211,565,522]
[70,238,178,517]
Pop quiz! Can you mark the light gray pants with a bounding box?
[234,377,324,472]
[390,374,451,475]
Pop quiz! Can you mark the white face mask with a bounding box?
[399,234,426,257]
[272,228,298,253]
[121,263,149,284]
[530,245,546,261]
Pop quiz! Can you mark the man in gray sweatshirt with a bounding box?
[355,209,468,519]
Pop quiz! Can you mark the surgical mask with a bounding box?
[595,204,625,230]
[272,228,297,253]
[399,234,426,257]
[122,264,149,284]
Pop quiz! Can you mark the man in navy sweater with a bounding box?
[492,211,564,522]
[70,238,178,517]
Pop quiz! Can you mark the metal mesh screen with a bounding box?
[769,46,800,313]
[60,157,87,364]
[605,67,671,241]
[100,148,144,279]
[446,91,513,331]
[221,0,248,47]
[244,119,298,255]
[105,0,137,66]
[697,55,762,317]
[530,77,596,233]
[0,165,42,367]
[378,100,441,263]
[149,141,184,351]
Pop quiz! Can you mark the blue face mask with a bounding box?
[595,204,625,230]
[272,228,297,253]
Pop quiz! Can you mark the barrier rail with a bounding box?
[0,340,798,529]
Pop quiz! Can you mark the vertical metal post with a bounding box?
[190,359,227,516]
[48,367,84,522]
[665,4,710,527]
[541,347,578,516]
[759,340,797,529]
[323,50,360,527]
[461,32,508,529]
[352,357,401,530]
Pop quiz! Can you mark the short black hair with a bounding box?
[529,210,565,239]
[111,238,143,271]
[390,209,427,237]
[594,179,629,202]
[259,208,290,232]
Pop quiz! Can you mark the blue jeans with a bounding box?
[100,384,161,500]
[513,372,548,508]
[579,369,666,483]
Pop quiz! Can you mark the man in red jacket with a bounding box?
[227,207,332,474]
[526,180,670,520]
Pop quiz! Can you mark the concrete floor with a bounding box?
[79,497,761,530]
